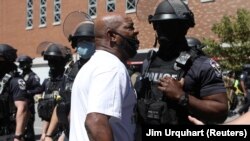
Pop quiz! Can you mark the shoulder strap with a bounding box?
[0,73,13,95]
[141,50,157,78]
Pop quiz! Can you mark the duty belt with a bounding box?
[42,94,55,99]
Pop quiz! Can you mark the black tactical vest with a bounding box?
[135,49,201,125]
[0,74,16,135]
[37,78,63,121]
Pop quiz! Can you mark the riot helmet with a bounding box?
[16,55,33,70]
[69,21,95,49]
[0,44,17,62]
[149,0,195,41]
[148,0,195,58]
[149,0,195,28]
[42,43,69,78]
[0,44,17,77]
[42,43,68,61]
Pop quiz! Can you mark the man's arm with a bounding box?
[27,75,43,96]
[14,100,28,138]
[224,112,250,125]
[158,77,228,123]
[188,93,228,123]
[85,112,113,141]
[240,80,248,97]
[189,112,250,125]
[44,106,59,141]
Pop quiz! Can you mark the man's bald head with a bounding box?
[95,13,127,38]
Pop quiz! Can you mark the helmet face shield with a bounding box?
[18,61,32,70]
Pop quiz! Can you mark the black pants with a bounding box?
[24,113,35,141]
[238,90,250,114]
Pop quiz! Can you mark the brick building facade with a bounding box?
[0,0,250,58]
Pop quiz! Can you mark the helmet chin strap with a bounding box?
[153,33,158,48]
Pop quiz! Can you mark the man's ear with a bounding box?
[107,29,117,42]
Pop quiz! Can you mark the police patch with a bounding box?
[34,75,40,82]
[18,79,26,90]
[209,59,222,77]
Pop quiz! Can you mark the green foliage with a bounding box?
[203,9,250,71]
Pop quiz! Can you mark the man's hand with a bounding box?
[188,115,205,125]
[157,76,184,101]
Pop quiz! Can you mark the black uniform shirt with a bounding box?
[23,71,42,96]
[144,55,226,124]
[240,71,250,89]
[9,76,28,101]
[146,55,226,98]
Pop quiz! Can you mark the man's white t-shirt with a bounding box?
[69,50,137,141]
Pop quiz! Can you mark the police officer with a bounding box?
[237,64,250,115]
[16,55,42,141]
[38,43,70,141]
[135,0,228,127]
[0,44,28,141]
[44,20,95,141]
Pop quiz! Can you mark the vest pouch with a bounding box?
[145,101,168,125]
[0,95,9,120]
[137,99,168,125]
[56,101,70,125]
[37,98,56,121]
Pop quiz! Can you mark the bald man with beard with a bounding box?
[69,13,139,141]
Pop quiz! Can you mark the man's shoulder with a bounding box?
[192,56,217,70]
[9,77,26,90]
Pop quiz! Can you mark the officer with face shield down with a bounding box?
[44,12,95,141]
[134,0,228,133]
[37,42,71,141]
[0,44,28,141]
[16,55,42,141]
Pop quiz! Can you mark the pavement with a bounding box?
[32,101,248,140]
[34,103,43,140]
[223,101,249,124]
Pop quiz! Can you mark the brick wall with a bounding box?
[0,0,250,58]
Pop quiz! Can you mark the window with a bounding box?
[107,0,115,12]
[182,0,188,4]
[54,0,61,25]
[201,0,214,3]
[26,0,33,29]
[126,0,136,13]
[88,0,97,18]
[40,0,47,27]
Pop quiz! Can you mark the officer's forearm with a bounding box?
[46,106,59,136]
[28,86,43,97]
[15,101,28,135]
